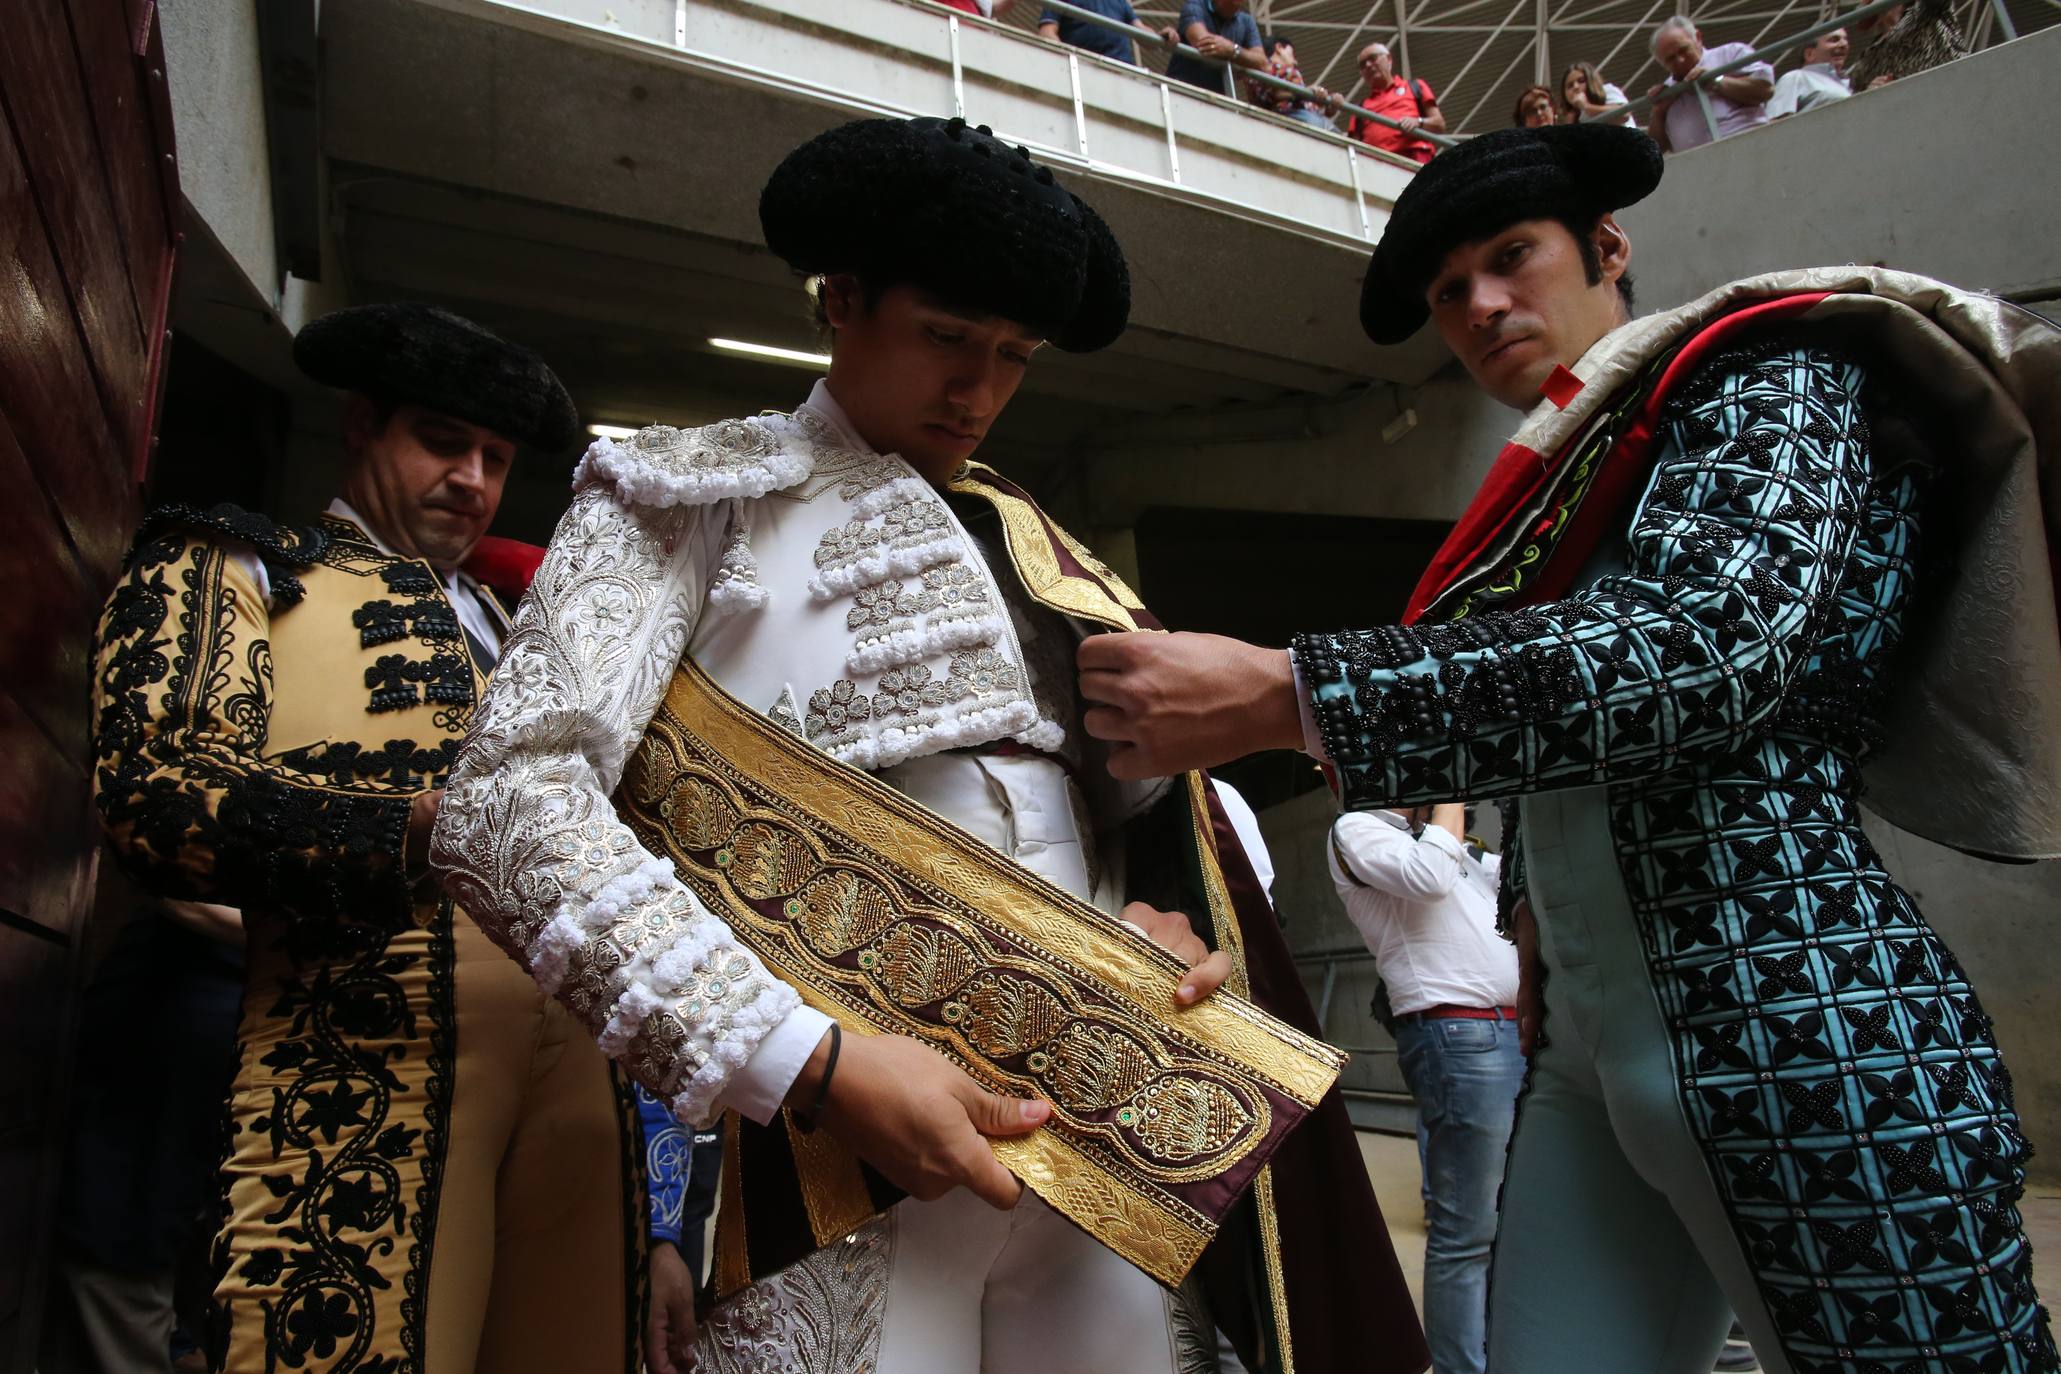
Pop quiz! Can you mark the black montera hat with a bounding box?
[293,303,582,451]
[759,116,1131,353]
[1360,124,1664,345]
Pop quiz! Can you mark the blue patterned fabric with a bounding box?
[637,1085,690,1247]
[1293,340,2056,1371]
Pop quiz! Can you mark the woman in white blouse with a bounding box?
[1559,61,1636,125]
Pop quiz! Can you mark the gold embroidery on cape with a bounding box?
[717,1111,751,1297]
[1189,774,1298,1374]
[782,1115,877,1247]
[617,661,1344,1290]
[948,468,1146,630]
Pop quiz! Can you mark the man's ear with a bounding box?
[340,393,384,458]
[819,274,862,333]
[1593,214,1632,287]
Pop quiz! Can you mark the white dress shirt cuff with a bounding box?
[716,1003,835,1125]
[1289,655,1331,761]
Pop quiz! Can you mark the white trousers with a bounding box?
[694,1187,1208,1372]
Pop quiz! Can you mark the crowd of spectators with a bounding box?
[1005,0,1949,163]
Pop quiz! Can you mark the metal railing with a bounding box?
[1037,0,1462,149]
[1588,0,1956,144]
[1291,945,1396,1056]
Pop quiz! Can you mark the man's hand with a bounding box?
[1398,115,1421,134]
[406,789,444,878]
[1511,899,1544,1058]
[646,1241,698,1374]
[1119,901,1234,1005]
[805,1033,1050,1210]
[1079,632,1303,780]
[1159,24,1181,46]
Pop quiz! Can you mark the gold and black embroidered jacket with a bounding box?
[90,503,490,923]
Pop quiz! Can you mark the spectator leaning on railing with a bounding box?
[1769,27,1853,116]
[1248,34,1345,129]
[1349,41,1444,164]
[1165,0,1264,93]
[1036,0,1177,66]
[1646,14,1774,153]
[1514,84,1557,127]
[1559,60,1635,125]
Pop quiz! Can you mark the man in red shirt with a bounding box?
[1350,41,1445,163]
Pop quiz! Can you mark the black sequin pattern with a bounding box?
[91,532,417,926]
[1294,342,2054,1369]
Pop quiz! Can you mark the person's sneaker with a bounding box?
[1713,1320,1759,1372]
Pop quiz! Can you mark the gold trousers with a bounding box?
[210,904,644,1373]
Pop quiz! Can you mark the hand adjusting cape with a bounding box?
[611,461,1426,1374]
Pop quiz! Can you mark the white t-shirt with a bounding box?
[1212,779,1276,900]
[1598,80,1637,126]
[1327,811,1518,1015]
[1768,62,1850,116]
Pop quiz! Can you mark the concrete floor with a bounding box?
[1355,1131,2061,1368]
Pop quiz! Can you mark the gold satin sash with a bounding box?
[615,657,1344,1288]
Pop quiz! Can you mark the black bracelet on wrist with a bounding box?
[795,1022,842,1134]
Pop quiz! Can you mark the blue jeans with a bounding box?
[1286,106,1334,129]
[1395,1013,1526,1374]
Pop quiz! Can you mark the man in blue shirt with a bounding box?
[1037,0,1174,66]
[1165,0,1264,93]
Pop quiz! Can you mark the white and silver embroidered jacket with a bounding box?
[430,384,1075,1128]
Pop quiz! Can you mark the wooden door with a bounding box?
[0,0,179,1364]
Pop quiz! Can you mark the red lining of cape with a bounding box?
[1401,293,1831,625]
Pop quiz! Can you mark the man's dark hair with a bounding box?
[1558,212,1636,316]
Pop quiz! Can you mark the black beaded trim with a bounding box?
[134,502,330,608]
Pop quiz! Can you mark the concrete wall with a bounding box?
[1617,25,2061,309]
[159,0,278,305]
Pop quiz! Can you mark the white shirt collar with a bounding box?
[325,496,487,600]
[799,379,879,456]
[325,496,391,554]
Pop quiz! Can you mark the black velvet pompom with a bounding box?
[293,303,582,451]
[760,116,1131,353]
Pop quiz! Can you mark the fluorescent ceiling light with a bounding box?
[587,423,640,440]
[709,337,832,368]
